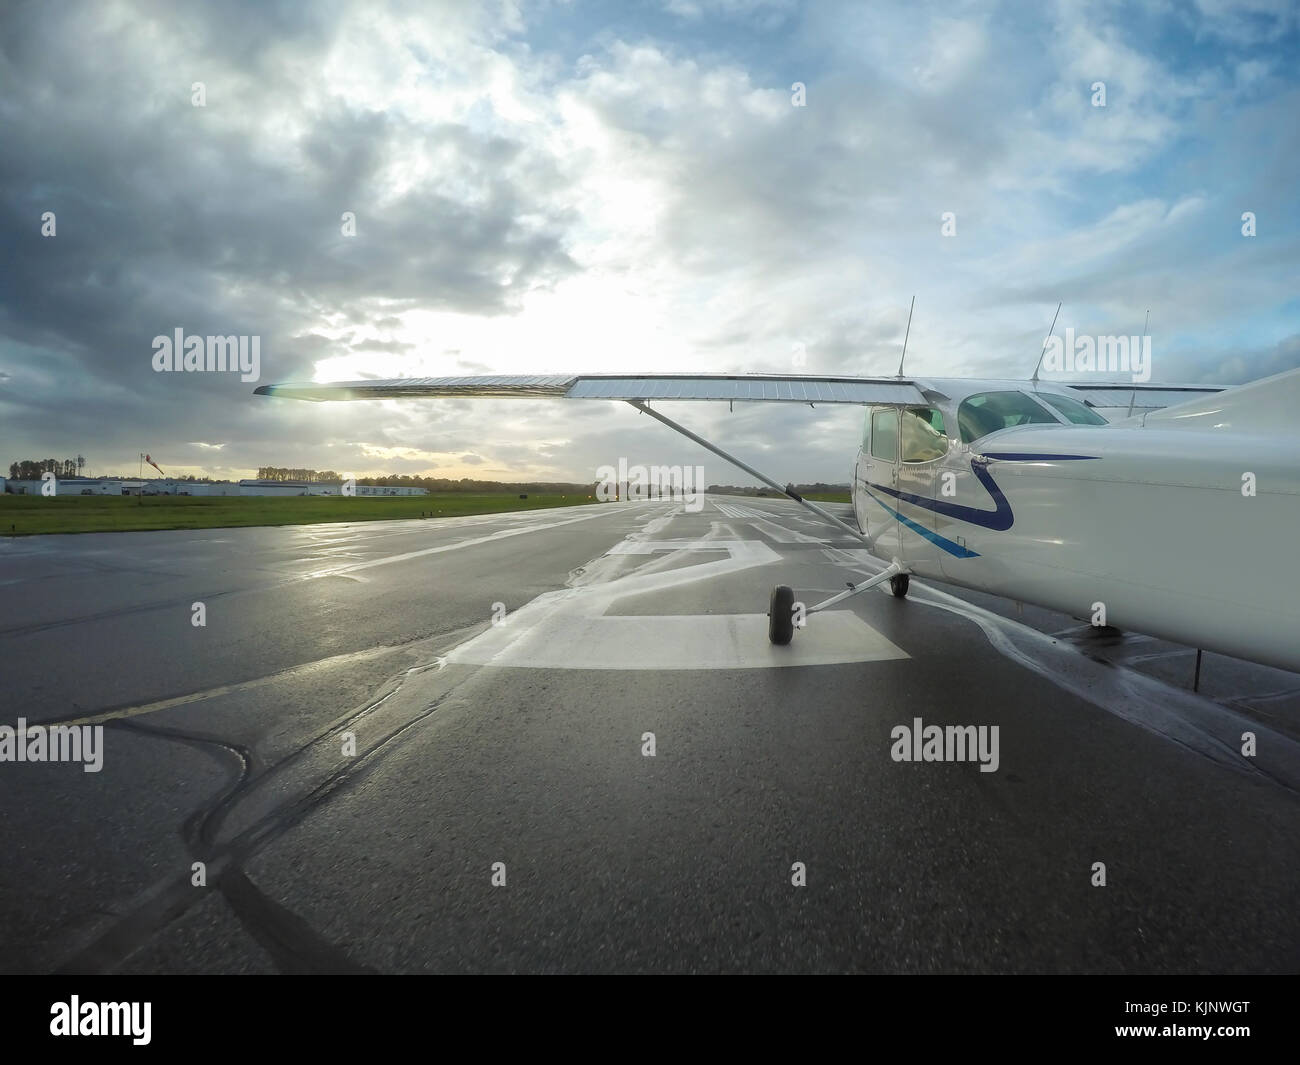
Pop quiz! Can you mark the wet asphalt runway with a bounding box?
[1,497,1298,973]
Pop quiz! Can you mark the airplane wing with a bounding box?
[255,374,1237,413]
[254,374,928,405]
[1063,382,1224,413]
[254,372,913,545]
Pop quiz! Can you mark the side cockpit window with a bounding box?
[900,407,948,462]
[870,408,898,461]
[957,391,1059,443]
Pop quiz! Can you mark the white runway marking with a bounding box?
[711,502,829,543]
[449,610,906,670]
[298,505,641,580]
[748,518,829,544]
[447,534,908,670]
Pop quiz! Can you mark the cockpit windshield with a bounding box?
[1035,392,1109,426]
[957,391,1060,443]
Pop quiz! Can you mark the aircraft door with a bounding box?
[895,406,949,564]
[856,406,901,557]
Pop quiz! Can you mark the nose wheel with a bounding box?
[890,573,910,598]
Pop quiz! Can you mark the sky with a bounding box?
[1,0,1297,485]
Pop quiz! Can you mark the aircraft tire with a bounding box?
[768,585,795,645]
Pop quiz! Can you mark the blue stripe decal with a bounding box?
[868,459,1013,530]
[863,488,980,559]
[866,454,1097,536]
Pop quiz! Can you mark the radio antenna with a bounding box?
[896,295,915,377]
[1030,300,1062,384]
[1126,309,1150,418]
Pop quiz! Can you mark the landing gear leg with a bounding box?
[767,560,910,645]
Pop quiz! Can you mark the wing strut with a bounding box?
[806,561,906,614]
[626,400,872,547]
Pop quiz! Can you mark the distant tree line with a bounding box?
[254,467,598,493]
[7,459,842,496]
[255,467,345,482]
[9,457,86,479]
[365,475,599,493]
[6,458,212,481]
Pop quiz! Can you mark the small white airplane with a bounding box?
[256,365,1300,675]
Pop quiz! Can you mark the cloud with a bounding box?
[0,0,1297,484]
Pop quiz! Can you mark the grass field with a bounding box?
[0,489,851,536]
[0,492,602,536]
